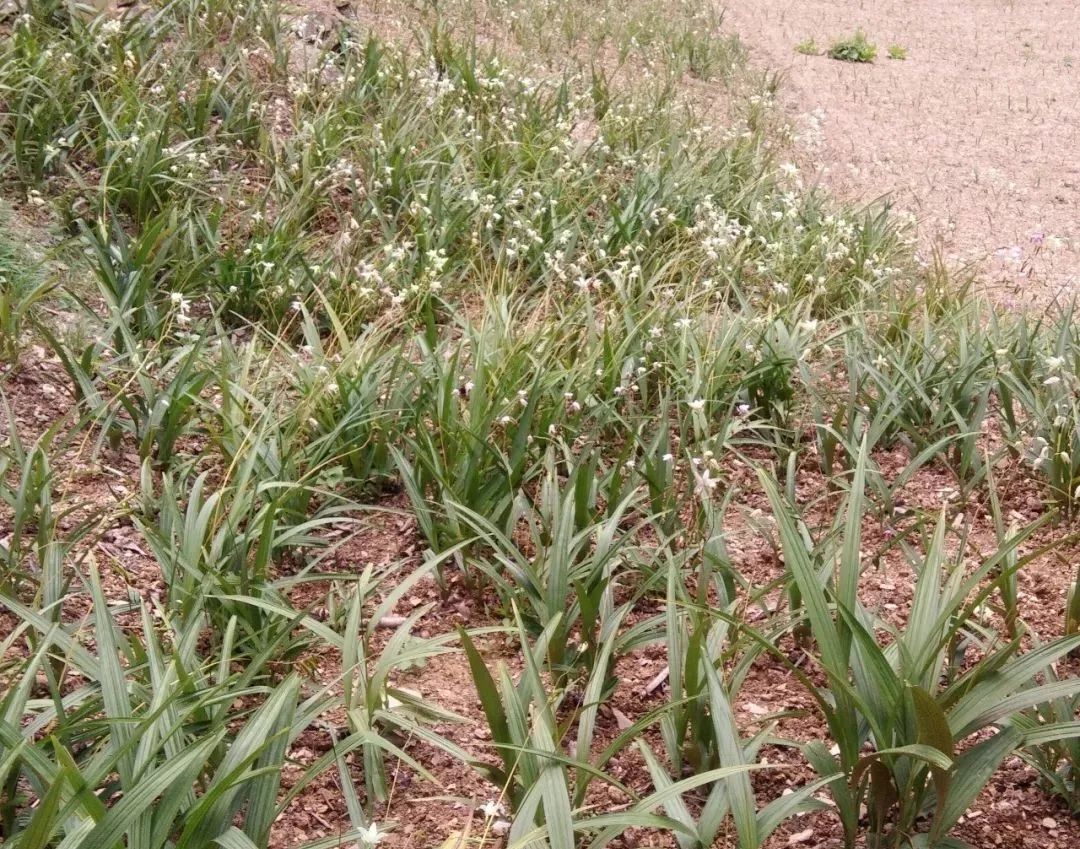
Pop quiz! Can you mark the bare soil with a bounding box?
[722,0,1080,311]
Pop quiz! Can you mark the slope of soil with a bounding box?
[722,0,1080,310]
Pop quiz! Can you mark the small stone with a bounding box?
[1041,817,1057,829]
[788,828,814,845]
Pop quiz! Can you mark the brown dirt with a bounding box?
[722,0,1080,311]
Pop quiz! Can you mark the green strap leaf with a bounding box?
[931,727,1020,842]
[79,738,219,849]
[912,684,955,827]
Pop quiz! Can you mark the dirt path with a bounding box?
[722,0,1080,310]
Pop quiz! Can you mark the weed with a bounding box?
[828,30,878,63]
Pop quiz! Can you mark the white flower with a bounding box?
[662,453,674,462]
[1045,356,1065,371]
[694,467,719,495]
[359,822,385,845]
[480,800,504,819]
[688,399,705,411]
[736,403,751,416]
[169,292,191,315]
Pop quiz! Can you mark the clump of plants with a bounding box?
[0,220,46,365]
[795,37,820,56]
[828,30,878,63]
[888,43,908,60]
[4,1,1080,847]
